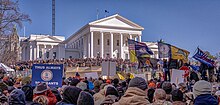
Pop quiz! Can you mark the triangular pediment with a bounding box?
[89,14,144,30]
[30,35,62,42]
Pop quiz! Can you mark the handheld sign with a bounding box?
[171,69,185,85]
[31,64,63,87]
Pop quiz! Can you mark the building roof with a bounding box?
[64,14,144,43]
[22,34,65,43]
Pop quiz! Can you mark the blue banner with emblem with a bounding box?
[31,64,63,87]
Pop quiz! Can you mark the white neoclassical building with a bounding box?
[64,14,143,59]
[20,35,65,61]
[21,14,161,61]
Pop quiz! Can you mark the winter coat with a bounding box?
[77,91,94,105]
[165,94,172,102]
[33,90,57,105]
[94,89,105,105]
[194,94,218,105]
[151,100,172,105]
[21,84,34,102]
[56,101,75,105]
[57,86,82,105]
[113,87,150,105]
[9,89,26,105]
[101,95,118,105]
[172,101,186,105]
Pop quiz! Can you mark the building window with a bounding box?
[39,51,42,58]
[81,39,83,45]
[117,53,119,58]
[98,39,100,45]
[46,52,49,59]
[53,52,56,59]
[117,40,119,46]
[125,53,128,59]
[107,39,110,45]
[79,40,80,47]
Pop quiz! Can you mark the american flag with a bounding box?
[193,48,215,67]
[128,39,135,50]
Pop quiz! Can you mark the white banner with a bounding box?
[171,69,185,85]
[84,72,99,79]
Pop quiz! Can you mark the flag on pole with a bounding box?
[128,39,153,63]
[171,46,190,63]
[193,48,215,67]
[158,42,171,58]
[117,73,125,80]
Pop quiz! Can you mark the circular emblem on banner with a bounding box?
[41,70,53,81]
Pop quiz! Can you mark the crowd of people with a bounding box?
[0,69,220,105]
[13,58,136,71]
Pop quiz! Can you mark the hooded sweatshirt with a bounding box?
[113,87,150,105]
[57,86,82,105]
[194,94,218,105]
[77,91,94,105]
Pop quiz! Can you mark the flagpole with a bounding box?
[96,8,99,20]
[192,46,199,56]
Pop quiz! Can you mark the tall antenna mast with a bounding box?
[52,0,55,36]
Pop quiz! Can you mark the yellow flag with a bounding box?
[117,73,125,80]
[171,46,190,63]
[129,50,137,63]
[130,73,135,79]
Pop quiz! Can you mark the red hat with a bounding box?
[106,79,111,84]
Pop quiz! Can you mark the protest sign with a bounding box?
[171,69,185,85]
[101,61,116,77]
[101,61,108,76]
[31,64,63,87]
[84,72,99,79]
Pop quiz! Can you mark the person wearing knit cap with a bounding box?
[128,77,148,90]
[152,89,172,105]
[77,91,94,105]
[101,86,119,105]
[113,77,150,105]
[193,80,218,105]
[162,82,172,102]
[70,78,80,86]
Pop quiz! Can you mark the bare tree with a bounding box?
[0,0,31,65]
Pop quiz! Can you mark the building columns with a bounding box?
[90,32,94,58]
[129,34,132,39]
[138,35,142,42]
[36,45,39,59]
[44,45,47,59]
[120,33,123,59]
[29,45,33,60]
[100,32,104,58]
[110,33,114,58]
